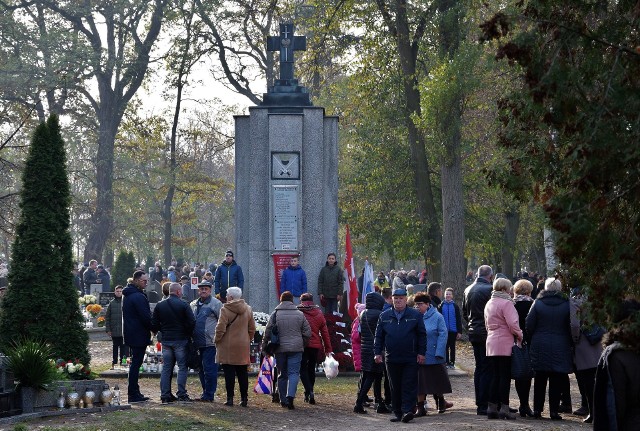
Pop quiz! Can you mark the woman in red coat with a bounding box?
[297,293,333,404]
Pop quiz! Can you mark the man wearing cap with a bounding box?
[214,250,244,303]
[374,288,426,423]
[190,282,223,402]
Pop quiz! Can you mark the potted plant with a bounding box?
[6,338,58,413]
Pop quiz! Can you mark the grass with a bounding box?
[17,407,239,431]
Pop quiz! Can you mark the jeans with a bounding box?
[161,340,188,399]
[471,340,492,410]
[198,346,218,400]
[222,364,249,400]
[275,351,303,398]
[299,347,319,396]
[112,337,129,366]
[386,361,419,416]
[127,345,146,396]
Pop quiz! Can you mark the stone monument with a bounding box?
[235,22,338,313]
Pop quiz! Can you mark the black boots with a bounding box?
[353,404,367,414]
[286,396,295,410]
[224,397,233,406]
[415,402,427,417]
[240,397,248,407]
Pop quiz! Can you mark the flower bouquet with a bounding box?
[78,294,97,306]
[55,359,93,380]
[86,304,102,318]
[253,312,270,344]
[97,316,106,327]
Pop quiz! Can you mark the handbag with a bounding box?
[264,311,279,355]
[511,339,534,380]
[186,339,201,370]
[253,356,275,394]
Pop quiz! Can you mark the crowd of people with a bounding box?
[105,253,639,429]
[113,251,332,408]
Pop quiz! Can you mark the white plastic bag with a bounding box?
[323,353,339,379]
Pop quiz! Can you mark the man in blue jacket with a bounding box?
[122,270,152,403]
[374,288,427,423]
[280,256,307,303]
[190,282,222,402]
[214,250,244,302]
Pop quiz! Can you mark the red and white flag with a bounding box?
[343,224,358,320]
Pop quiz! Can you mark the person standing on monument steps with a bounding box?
[317,253,344,313]
[280,256,307,304]
[214,250,244,303]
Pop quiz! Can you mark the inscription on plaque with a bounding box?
[273,185,298,250]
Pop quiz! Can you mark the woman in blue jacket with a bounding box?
[414,292,452,416]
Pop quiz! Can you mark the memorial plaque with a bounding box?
[273,185,298,250]
[98,292,115,308]
[271,152,300,180]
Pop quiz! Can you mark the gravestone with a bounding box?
[235,21,338,313]
[98,292,115,308]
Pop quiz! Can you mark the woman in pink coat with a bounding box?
[484,277,523,420]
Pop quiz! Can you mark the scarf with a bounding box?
[491,290,514,303]
[514,294,533,303]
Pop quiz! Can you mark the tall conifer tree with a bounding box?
[0,115,89,364]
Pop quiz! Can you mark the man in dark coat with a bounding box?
[462,265,494,415]
[152,282,196,403]
[317,253,344,313]
[374,288,427,423]
[122,270,152,403]
[83,259,98,294]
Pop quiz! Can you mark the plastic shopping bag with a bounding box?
[253,356,275,394]
[323,353,339,379]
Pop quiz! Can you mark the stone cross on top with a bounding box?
[267,22,306,85]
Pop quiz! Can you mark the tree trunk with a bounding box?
[84,105,119,262]
[440,130,465,293]
[391,0,442,279]
[501,209,520,279]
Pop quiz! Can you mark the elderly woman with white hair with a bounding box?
[215,286,255,407]
[526,277,573,420]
